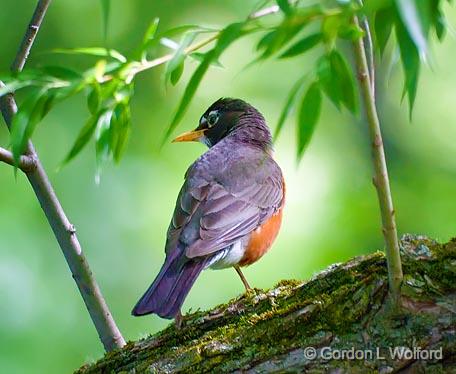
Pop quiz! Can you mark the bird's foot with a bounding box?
[245,287,258,299]
[175,310,184,330]
[234,265,252,292]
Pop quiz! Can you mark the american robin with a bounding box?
[132,98,285,324]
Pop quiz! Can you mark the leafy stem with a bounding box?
[126,3,284,81]
[352,15,403,302]
[128,33,220,79]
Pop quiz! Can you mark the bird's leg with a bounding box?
[234,265,252,291]
[175,310,183,329]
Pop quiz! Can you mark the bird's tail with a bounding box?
[132,253,207,319]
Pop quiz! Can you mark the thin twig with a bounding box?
[128,33,219,78]
[0,0,125,351]
[0,146,37,172]
[128,4,281,79]
[352,16,403,302]
[249,4,280,19]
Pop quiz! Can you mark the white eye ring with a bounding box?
[206,111,219,128]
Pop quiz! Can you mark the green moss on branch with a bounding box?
[77,235,456,373]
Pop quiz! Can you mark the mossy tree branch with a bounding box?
[0,0,125,351]
[352,16,403,302]
[77,235,456,373]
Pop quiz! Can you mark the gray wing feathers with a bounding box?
[165,147,283,260]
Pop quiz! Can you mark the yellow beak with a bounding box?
[172,129,207,143]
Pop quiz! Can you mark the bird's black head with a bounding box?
[173,98,272,149]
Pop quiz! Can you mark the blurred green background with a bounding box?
[0,0,455,373]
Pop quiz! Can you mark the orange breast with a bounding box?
[239,181,285,267]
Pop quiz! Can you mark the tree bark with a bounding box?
[77,235,456,373]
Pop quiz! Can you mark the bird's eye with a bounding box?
[206,111,219,128]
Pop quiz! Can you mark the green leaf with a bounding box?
[276,0,292,15]
[0,80,32,97]
[214,22,246,55]
[338,23,364,41]
[164,54,213,144]
[143,24,217,54]
[41,66,83,81]
[7,69,60,86]
[30,93,52,125]
[322,15,342,49]
[279,33,322,58]
[329,50,358,114]
[170,61,185,85]
[94,59,107,81]
[431,3,446,41]
[64,115,99,163]
[374,7,395,56]
[113,82,134,104]
[256,31,276,51]
[87,83,101,115]
[51,48,127,63]
[394,0,429,58]
[253,0,274,13]
[317,54,340,109]
[52,81,85,101]
[255,7,322,60]
[317,51,358,114]
[142,18,160,45]
[164,22,246,143]
[100,0,110,41]
[41,91,57,118]
[274,75,307,141]
[138,18,160,60]
[190,52,224,67]
[157,25,216,39]
[165,32,197,85]
[95,110,114,180]
[111,103,131,162]
[396,19,420,118]
[83,61,123,83]
[257,17,305,59]
[434,15,446,40]
[10,89,47,163]
[297,82,321,159]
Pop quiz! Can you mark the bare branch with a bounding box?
[0,0,125,351]
[11,0,52,72]
[0,146,37,172]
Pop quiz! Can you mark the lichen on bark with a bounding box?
[77,235,456,373]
